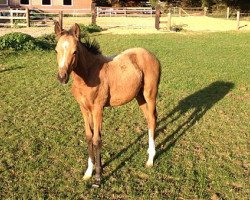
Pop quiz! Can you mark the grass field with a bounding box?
[0,32,249,199]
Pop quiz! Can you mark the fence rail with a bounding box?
[0,8,91,27]
[96,7,155,17]
[180,7,206,16]
[0,6,249,30]
[0,9,29,27]
[240,12,250,17]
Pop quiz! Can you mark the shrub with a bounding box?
[0,32,56,51]
[0,32,38,50]
[0,24,103,51]
[36,34,56,49]
[78,24,103,35]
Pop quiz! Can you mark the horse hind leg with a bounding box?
[136,90,157,167]
[144,76,159,167]
[145,97,157,167]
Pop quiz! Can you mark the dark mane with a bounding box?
[61,30,102,55]
[81,36,102,55]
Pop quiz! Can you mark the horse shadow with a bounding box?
[154,80,234,160]
[102,81,235,182]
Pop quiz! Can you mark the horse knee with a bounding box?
[86,135,92,144]
[93,137,102,147]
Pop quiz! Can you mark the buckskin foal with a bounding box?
[54,22,161,187]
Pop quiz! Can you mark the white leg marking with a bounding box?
[83,157,94,180]
[59,41,69,69]
[146,129,156,167]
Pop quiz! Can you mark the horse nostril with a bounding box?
[62,73,66,79]
[58,73,66,79]
[57,72,69,84]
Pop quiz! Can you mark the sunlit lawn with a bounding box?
[0,32,249,199]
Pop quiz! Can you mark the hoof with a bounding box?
[83,175,92,181]
[92,183,100,188]
[92,179,101,188]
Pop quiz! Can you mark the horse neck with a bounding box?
[72,43,103,84]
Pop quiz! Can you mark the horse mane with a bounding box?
[81,36,102,55]
[60,30,102,55]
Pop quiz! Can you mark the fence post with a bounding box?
[26,8,30,27]
[97,7,99,18]
[179,7,182,17]
[155,5,160,30]
[91,3,97,24]
[204,7,207,16]
[167,12,172,30]
[226,7,230,19]
[59,11,63,29]
[236,11,240,30]
[10,9,13,27]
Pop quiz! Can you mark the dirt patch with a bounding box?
[0,16,249,37]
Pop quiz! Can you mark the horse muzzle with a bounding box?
[57,72,69,84]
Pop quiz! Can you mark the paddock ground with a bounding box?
[1,32,249,199]
[0,16,250,36]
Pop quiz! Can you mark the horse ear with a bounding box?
[54,21,62,39]
[70,23,81,40]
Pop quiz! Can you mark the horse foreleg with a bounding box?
[92,107,103,187]
[81,108,95,180]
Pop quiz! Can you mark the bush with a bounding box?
[36,34,56,49]
[78,24,103,35]
[0,24,102,51]
[0,32,55,51]
[0,32,38,51]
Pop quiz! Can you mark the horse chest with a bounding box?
[71,86,96,111]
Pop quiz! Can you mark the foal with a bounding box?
[54,22,161,186]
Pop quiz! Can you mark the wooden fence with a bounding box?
[0,9,30,27]
[0,8,91,28]
[155,6,245,31]
[96,7,155,17]
[181,7,205,16]
[0,6,248,31]
[155,5,172,30]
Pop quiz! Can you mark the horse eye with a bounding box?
[73,51,77,55]
[55,50,58,54]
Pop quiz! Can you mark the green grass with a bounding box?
[0,32,249,199]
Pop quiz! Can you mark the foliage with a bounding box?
[36,34,57,50]
[0,32,38,51]
[78,24,103,36]
[162,0,250,10]
[95,0,111,6]
[170,24,184,31]
[95,0,249,10]
[0,32,249,199]
[0,32,55,51]
[149,0,159,7]
[37,34,57,46]
[0,24,103,51]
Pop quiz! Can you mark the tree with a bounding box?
[149,0,159,7]
[201,0,212,8]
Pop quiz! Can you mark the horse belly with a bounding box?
[108,64,142,106]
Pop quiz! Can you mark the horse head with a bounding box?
[54,22,81,84]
